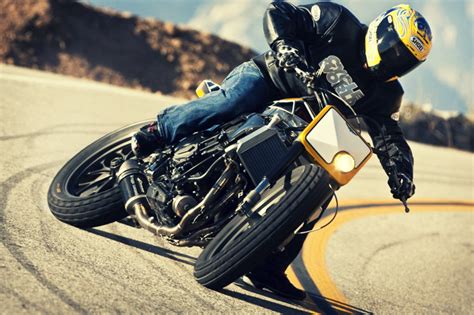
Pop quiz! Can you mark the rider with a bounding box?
[132,2,432,300]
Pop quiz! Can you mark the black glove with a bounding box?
[375,136,415,201]
[388,171,415,201]
[275,43,305,72]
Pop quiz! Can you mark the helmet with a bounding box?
[365,4,433,81]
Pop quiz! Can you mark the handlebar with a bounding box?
[294,66,317,88]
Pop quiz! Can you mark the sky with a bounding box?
[86,0,473,114]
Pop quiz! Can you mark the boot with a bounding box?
[131,122,163,158]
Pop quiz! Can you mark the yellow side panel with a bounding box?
[298,106,373,186]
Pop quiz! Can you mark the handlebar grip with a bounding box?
[294,66,316,89]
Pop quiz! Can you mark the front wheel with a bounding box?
[47,120,154,228]
[194,164,333,289]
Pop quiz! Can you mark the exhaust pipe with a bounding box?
[116,160,149,214]
[116,159,235,238]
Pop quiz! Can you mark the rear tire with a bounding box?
[48,120,154,228]
[194,164,332,289]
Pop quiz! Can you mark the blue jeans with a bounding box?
[157,61,279,144]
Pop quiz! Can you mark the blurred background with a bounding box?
[1,0,473,151]
[86,0,473,113]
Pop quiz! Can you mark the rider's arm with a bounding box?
[264,2,315,49]
[361,80,415,200]
[366,114,414,182]
[263,2,342,49]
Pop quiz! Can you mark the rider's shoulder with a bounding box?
[381,79,404,98]
[300,2,343,12]
[299,2,364,35]
[370,79,404,115]
[299,2,343,27]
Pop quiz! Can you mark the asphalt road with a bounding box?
[1,64,473,314]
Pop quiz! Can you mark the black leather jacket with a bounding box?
[253,1,414,181]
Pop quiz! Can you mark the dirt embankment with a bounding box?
[399,104,473,152]
[1,0,471,152]
[0,0,256,98]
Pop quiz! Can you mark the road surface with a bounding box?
[1,64,472,314]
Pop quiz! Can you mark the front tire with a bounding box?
[194,164,332,289]
[48,120,154,228]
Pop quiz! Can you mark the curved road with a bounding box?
[1,64,472,314]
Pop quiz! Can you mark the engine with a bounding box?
[145,132,226,225]
[144,110,293,230]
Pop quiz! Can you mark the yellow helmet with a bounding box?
[365,4,433,81]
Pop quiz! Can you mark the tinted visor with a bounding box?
[376,17,420,79]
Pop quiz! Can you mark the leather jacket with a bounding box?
[252,1,414,182]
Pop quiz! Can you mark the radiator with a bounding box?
[235,126,288,186]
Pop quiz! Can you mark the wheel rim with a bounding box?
[66,137,134,197]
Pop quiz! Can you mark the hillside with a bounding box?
[400,103,473,152]
[0,0,256,98]
[0,0,471,152]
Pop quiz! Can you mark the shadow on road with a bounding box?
[233,279,370,314]
[305,292,371,314]
[86,228,366,313]
[87,221,372,313]
[87,228,196,266]
[222,281,312,314]
[291,254,371,314]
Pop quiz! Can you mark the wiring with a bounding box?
[296,183,339,234]
[313,86,363,132]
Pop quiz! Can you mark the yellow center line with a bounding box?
[288,200,473,312]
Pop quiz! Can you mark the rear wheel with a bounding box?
[48,120,154,228]
[194,164,333,289]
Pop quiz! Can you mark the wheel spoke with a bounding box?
[78,173,110,187]
[123,149,133,160]
[117,147,132,160]
[86,168,110,176]
[76,175,110,196]
[97,177,115,192]
[82,177,115,197]
[100,160,108,170]
[67,139,134,197]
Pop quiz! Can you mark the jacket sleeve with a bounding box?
[263,2,318,49]
[365,114,414,180]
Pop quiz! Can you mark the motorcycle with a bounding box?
[47,67,408,289]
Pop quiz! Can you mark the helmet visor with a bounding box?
[376,17,420,78]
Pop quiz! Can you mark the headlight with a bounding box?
[333,152,355,173]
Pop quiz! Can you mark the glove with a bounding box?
[388,172,415,201]
[275,44,304,72]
